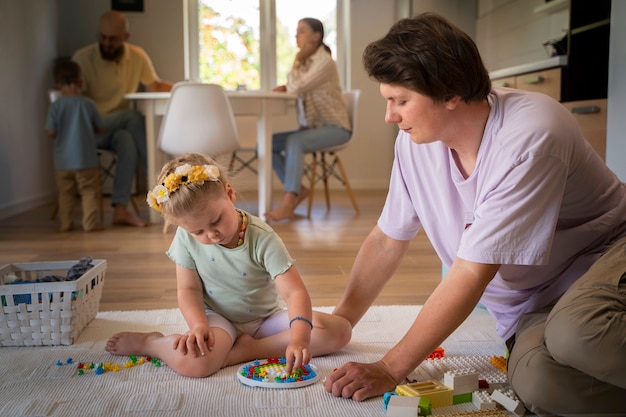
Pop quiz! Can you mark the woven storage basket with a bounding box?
[0,259,106,346]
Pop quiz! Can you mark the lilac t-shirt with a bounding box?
[378,88,626,339]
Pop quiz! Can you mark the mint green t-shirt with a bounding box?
[166,211,295,323]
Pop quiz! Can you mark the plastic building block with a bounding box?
[444,370,479,395]
[453,392,473,404]
[396,380,453,408]
[386,395,431,416]
[426,346,445,359]
[432,409,509,417]
[489,356,507,373]
[387,395,420,417]
[384,392,398,410]
[407,356,507,385]
[491,388,525,416]
[472,390,497,410]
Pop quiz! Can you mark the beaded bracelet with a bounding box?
[289,316,313,330]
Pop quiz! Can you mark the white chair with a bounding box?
[158,82,240,158]
[157,82,241,232]
[305,90,360,218]
[228,116,258,175]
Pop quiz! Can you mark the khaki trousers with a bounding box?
[507,236,626,417]
[55,168,101,232]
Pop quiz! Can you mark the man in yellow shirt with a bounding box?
[73,10,172,227]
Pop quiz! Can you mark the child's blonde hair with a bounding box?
[150,153,230,221]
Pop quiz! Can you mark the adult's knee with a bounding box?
[508,345,558,415]
[110,129,137,156]
[545,304,626,386]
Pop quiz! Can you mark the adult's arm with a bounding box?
[332,225,412,327]
[286,48,336,94]
[146,79,173,92]
[325,258,500,401]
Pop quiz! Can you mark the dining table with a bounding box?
[125,90,297,223]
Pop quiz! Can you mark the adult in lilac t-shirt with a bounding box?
[323,13,626,416]
[380,87,625,341]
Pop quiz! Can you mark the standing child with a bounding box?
[106,153,351,377]
[45,58,105,232]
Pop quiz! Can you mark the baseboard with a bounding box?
[0,193,55,220]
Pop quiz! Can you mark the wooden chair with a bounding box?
[305,90,361,218]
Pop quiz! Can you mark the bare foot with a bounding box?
[264,190,307,222]
[264,207,295,222]
[105,331,163,356]
[295,187,310,207]
[112,206,147,227]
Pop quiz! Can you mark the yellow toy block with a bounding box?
[490,356,507,373]
[395,380,453,407]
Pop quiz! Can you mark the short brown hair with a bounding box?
[362,12,491,103]
[53,57,81,86]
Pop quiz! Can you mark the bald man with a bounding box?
[73,10,172,227]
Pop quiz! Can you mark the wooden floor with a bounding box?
[0,189,441,311]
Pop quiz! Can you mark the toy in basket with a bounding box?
[0,258,106,347]
[237,357,320,389]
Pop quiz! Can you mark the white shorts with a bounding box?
[204,308,290,343]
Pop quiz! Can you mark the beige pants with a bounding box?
[508,236,626,417]
[55,168,101,232]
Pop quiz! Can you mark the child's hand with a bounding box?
[174,324,214,357]
[284,343,311,374]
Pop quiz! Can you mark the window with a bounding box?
[186,0,344,91]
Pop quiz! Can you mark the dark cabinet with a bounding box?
[561,0,611,101]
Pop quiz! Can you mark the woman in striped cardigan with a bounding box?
[266,17,351,222]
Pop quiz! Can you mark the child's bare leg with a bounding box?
[224,312,351,366]
[106,329,234,378]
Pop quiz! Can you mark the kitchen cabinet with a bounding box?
[561,99,607,159]
[490,0,611,160]
[514,68,561,101]
[492,66,607,160]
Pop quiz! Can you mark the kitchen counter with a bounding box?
[489,56,568,79]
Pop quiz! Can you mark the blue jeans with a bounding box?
[271,126,351,195]
[97,109,146,206]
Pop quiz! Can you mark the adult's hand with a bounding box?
[323,360,399,401]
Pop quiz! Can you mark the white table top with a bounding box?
[125,90,297,100]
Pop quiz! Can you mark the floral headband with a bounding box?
[146,164,221,212]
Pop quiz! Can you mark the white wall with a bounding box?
[56,0,185,83]
[606,1,626,181]
[476,0,569,72]
[413,0,476,37]
[343,0,398,190]
[0,0,59,219]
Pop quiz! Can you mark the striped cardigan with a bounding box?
[286,46,351,132]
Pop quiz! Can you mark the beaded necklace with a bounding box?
[237,210,248,247]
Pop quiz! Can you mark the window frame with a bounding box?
[184,0,348,91]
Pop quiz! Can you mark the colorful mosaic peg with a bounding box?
[237,358,321,389]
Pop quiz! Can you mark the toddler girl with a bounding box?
[105,152,351,377]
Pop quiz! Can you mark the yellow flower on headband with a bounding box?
[146,164,221,212]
